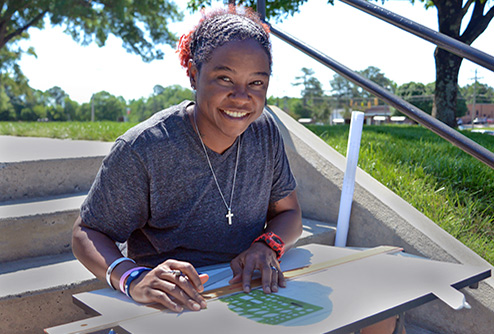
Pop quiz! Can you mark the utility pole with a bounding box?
[91,95,95,122]
[470,69,485,129]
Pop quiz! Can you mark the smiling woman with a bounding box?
[72,3,302,313]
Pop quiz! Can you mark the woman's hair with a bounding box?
[177,5,272,77]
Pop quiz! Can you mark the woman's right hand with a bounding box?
[127,259,207,312]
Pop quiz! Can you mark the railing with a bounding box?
[257,0,494,169]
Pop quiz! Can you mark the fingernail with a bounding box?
[175,305,183,312]
[244,285,251,293]
[192,303,201,311]
[201,301,208,308]
[272,285,278,292]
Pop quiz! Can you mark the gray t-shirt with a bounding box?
[81,100,296,267]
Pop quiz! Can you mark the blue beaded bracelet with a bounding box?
[124,267,152,299]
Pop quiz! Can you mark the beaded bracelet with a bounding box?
[106,257,135,290]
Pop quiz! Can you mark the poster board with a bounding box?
[45,244,491,334]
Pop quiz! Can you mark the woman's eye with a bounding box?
[219,76,232,83]
[251,80,264,86]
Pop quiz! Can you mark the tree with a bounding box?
[329,66,395,109]
[429,0,494,127]
[0,0,183,67]
[90,91,126,121]
[187,0,317,20]
[396,81,434,115]
[460,82,494,104]
[292,68,324,103]
[292,67,331,122]
[45,86,68,108]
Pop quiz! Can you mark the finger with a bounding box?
[136,280,184,312]
[270,265,279,292]
[173,262,204,293]
[152,276,205,311]
[241,262,255,293]
[229,258,243,284]
[277,267,286,288]
[155,268,206,309]
[261,264,274,294]
[169,275,205,311]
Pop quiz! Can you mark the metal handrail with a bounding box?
[257,0,494,169]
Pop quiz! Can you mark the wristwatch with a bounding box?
[252,232,285,261]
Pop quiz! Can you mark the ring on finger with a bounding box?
[164,270,183,277]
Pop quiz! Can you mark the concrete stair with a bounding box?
[0,136,114,333]
[0,135,338,333]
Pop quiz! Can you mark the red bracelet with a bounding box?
[252,232,285,261]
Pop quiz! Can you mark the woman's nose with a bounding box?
[230,85,250,101]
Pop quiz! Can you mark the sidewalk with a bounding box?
[0,135,114,163]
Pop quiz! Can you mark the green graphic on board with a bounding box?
[220,289,323,325]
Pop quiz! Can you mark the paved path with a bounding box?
[0,135,114,162]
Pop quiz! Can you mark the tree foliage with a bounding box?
[0,0,183,64]
[395,81,434,115]
[187,0,324,20]
[460,82,494,105]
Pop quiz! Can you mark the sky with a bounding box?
[17,0,494,104]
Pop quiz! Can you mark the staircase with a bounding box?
[0,136,113,333]
[0,135,337,333]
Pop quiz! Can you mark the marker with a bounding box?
[199,273,209,285]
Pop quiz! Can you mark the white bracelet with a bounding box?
[106,257,135,290]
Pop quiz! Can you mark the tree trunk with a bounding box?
[432,47,462,127]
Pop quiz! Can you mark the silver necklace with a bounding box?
[193,110,241,225]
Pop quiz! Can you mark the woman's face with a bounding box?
[189,39,270,149]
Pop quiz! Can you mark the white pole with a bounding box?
[334,111,365,247]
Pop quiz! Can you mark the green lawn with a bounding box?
[0,121,138,142]
[307,124,494,265]
[1,121,493,264]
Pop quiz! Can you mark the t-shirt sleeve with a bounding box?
[269,117,297,203]
[80,139,149,242]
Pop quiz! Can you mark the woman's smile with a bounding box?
[221,108,250,119]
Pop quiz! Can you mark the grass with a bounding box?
[1,121,493,264]
[0,121,137,142]
[307,124,494,265]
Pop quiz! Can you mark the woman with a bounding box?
[72,5,403,333]
[73,5,302,313]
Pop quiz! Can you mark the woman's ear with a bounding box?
[188,60,198,90]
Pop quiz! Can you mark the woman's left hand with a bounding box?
[229,241,285,294]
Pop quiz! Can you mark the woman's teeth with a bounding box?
[223,109,248,118]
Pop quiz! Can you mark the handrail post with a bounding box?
[257,0,266,21]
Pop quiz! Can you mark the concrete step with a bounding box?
[0,252,106,334]
[0,218,336,334]
[0,136,113,201]
[0,193,86,262]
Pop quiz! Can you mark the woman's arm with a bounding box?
[72,216,207,312]
[229,190,302,293]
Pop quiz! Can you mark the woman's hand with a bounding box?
[128,259,207,312]
[229,241,285,294]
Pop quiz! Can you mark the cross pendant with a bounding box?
[226,209,233,225]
